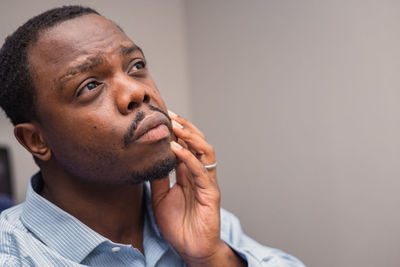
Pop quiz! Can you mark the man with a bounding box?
[0,6,304,266]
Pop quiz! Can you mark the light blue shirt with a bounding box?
[0,173,304,266]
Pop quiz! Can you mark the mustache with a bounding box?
[123,105,171,147]
[149,105,171,122]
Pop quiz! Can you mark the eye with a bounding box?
[85,81,100,90]
[128,60,146,74]
[77,80,101,96]
[134,61,145,70]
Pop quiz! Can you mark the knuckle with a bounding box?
[180,128,191,139]
[216,193,221,203]
[198,162,208,174]
[182,147,191,156]
[176,115,187,123]
[214,188,221,198]
[205,144,214,154]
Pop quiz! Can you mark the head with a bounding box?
[0,6,177,184]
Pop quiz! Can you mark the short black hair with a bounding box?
[0,6,99,125]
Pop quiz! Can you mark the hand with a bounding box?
[150,111,245,266]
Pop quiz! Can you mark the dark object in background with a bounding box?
[0,147,14,210]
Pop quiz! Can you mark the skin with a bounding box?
[14,14,246,266]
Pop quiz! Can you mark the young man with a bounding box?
[0,6,304,266]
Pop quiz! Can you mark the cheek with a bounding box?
[74,119,122,147]
[43,118,126,180]
[44,111,119,152]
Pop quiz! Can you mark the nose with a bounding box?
[115,75,150,115]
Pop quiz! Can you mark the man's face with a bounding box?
[28,14,176,184]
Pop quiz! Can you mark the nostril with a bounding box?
[143,94,150,103]
[127,102,136,110]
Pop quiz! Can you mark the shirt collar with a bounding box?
[20,172,167,263]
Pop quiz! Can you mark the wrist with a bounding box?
[184,241,246,267]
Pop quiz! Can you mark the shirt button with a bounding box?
[112,247,121,252]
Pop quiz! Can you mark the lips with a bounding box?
[133,112,171,143]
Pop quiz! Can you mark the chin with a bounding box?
[127,152,177,184]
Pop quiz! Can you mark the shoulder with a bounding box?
[0,254,24,266]
[0,203,26,234]
[0,205,28,265]
[0,204,56,266]
[219,208,305,266]
[0,204,29,255]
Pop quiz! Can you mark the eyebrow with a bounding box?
[120,45,144,56]
[57,56,104,91]
[57,44,145,91]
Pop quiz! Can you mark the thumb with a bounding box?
[150,176,170,207]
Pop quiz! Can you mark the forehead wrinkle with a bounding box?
[57,55,105,90]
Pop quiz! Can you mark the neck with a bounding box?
[39,167,145,253]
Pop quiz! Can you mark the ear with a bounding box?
[14,123,51,162]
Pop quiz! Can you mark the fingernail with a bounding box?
[168,110,178,118]
[171,141,182,150]
[172,120,184,129]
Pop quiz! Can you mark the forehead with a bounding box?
[28,14,134,75]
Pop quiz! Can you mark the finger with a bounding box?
[150,176,170,207]
[174,162,194,189]
[168,111,217,183]
[172,124,215,163]
[170,141,212,189]
[168,110,206,140]
[177,137,188,150]
[170,116,217,184]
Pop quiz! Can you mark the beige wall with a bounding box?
[185,1,400,267]
[1,1,400,267]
